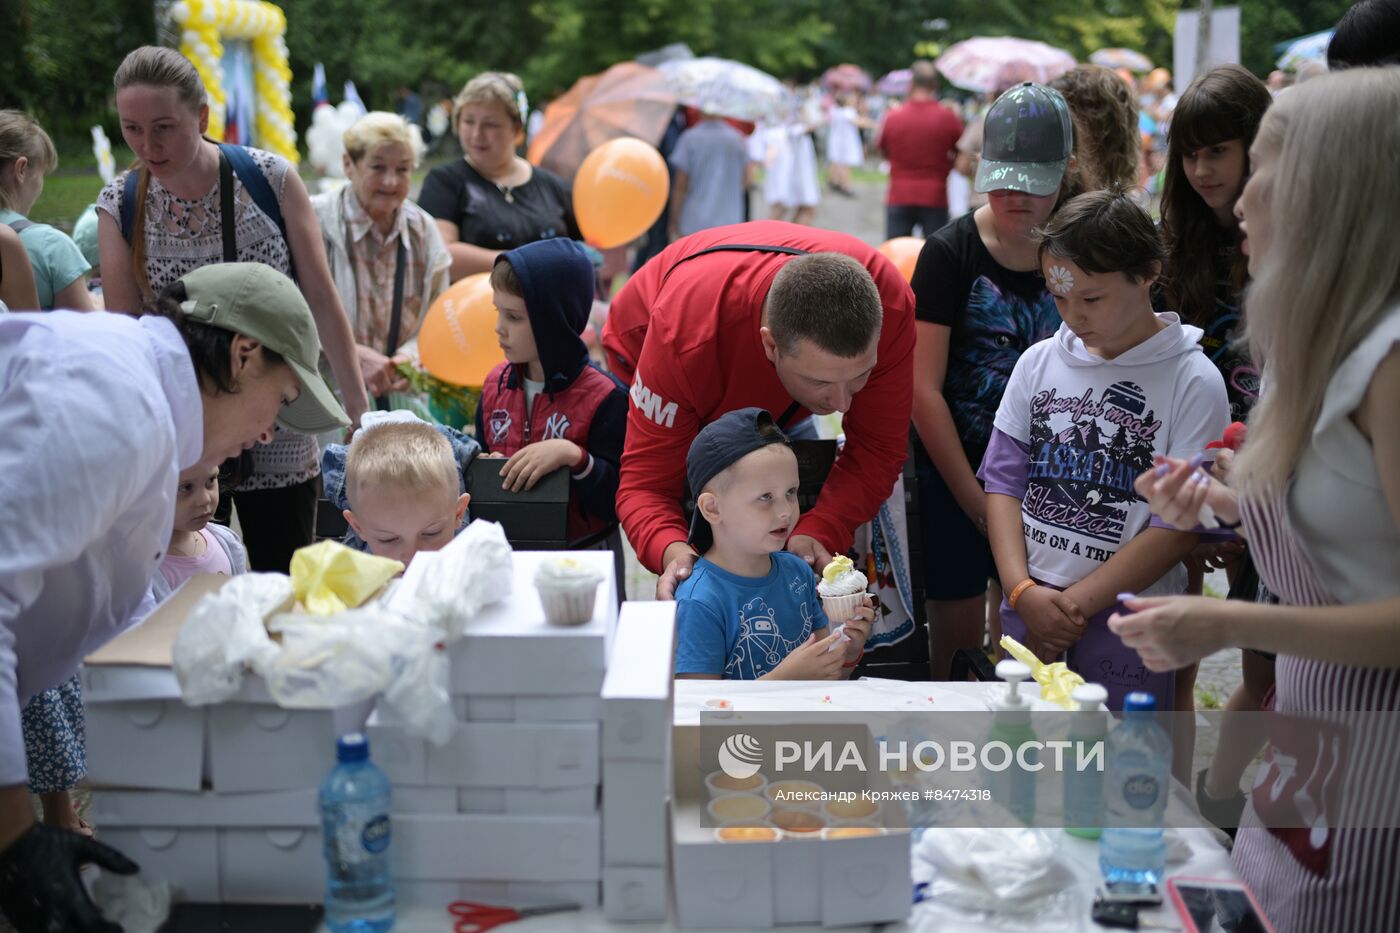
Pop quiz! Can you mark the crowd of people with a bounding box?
[1,0,1399,929]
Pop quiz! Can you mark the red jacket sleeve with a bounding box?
[615,315,703,573]
[791,280,916,555]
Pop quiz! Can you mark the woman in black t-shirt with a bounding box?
[418,72,580,281]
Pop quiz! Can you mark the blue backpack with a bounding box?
[120,142,296,281]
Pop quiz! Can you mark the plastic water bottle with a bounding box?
[320,733,395,932]
[1099,692,1171,884]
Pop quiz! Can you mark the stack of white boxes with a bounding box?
[83,671,342,903]
[600,602,676,922]
[371,550,618,909]
[82,549,628,909]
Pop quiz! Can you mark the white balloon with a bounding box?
[171,1,191,23]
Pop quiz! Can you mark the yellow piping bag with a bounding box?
[290,541,404,616]
[999,635,1085,709]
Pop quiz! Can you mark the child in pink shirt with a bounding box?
[155,462,247,600]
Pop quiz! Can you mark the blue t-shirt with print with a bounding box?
[674,551,830,679]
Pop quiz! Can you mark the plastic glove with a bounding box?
[290,540,403,615]
[0,823,139,932]
[1000,635,1085,709]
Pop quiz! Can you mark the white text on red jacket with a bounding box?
[630,372,678,428]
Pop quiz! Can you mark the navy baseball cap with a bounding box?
[686,408,790,546]
[975,82,1073,197]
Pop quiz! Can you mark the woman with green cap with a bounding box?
[0,262,347,932]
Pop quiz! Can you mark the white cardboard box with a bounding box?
[101,827,220,902]
[86,700,206,791]
[601,602,676,761]
[456,785,598,816]
[602,758,669,867]
[456,694,603,723]
[80,664,182,703]
[670,722,910,929]
[218,827,322,903]
[459,881,602,909]
[424,721,598,788]
[399,880,601,909]
[603,866,668,922]
[437,552,617,696]
[365,716,428,786]
[393,785,458,814]
[393,813,599,882]
[89,788,317,827]
[208,704,338,793]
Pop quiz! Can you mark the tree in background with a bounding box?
[3,0,1359,156]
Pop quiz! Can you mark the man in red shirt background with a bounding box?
[876,60,964,240]
[602,220,914,599]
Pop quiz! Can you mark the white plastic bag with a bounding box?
[378,639,455,746]
[171,573,287,705]
[393,519,513,640]
[916,826,1079,921]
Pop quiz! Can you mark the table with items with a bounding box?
[77,535,1237,932]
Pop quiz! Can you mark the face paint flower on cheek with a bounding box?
[1047,265,1075,296]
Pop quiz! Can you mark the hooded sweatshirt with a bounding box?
[978,313,1229,596]
[475,238,627,542]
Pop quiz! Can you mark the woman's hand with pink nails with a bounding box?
[1134,454,1242,531]
[1108,594,1235,671]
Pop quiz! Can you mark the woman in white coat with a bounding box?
[0,263,348,932]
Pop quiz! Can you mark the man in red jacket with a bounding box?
[603,220,915,599]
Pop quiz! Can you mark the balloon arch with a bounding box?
[170,0,299,164]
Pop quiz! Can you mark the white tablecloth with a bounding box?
[335,679,1237,932]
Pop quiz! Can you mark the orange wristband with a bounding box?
[1008,578,1038,610]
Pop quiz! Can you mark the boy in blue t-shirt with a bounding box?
[674,408,873,680]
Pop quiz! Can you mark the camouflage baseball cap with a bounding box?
[975,82,1073,197]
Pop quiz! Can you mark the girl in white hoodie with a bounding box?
[979,191,1229,711]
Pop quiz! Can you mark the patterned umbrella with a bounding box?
[876,69,912,97]
[658,57,786,122]
[526,62,678,181]
[1090,48,1154,72]
[821,63,872,93]
[935,37,1076,94]
[1277,30,1333,71]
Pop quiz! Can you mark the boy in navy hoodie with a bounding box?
[477,238,627,543]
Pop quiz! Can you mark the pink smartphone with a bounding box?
[1167,877,1276,933]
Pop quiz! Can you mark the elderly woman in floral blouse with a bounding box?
[313,111,451,413]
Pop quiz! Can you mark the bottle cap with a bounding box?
[1123,692,1156,713]
[995,660,1032,709]
[1071,683,1109,710]
[336,732,370,763]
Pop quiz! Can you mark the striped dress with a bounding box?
[1231,311,1400,933]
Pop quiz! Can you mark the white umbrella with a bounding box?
[658,57,786,123]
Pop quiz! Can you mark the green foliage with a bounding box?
[4,0,1362,160]
[4,0,154,146]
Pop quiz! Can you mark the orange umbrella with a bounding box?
[527,62,678,180]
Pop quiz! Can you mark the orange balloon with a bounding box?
[877,237,924,283]
[417,272,504,387]
[573,138,669,249]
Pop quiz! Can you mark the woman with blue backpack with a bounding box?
[96,46,369,573]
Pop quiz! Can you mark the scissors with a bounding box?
[448,900,581,933]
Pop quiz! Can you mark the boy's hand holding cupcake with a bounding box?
[817,556,875,673]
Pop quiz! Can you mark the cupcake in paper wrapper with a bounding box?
[534,557,605,626]
[817,555,867,622]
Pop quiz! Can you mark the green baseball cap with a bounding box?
[177,263,350,434]
[975,82,1073,197]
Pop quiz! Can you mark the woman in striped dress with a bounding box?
[1106,69,1400,933]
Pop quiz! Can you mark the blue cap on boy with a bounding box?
[685,408,789,546]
